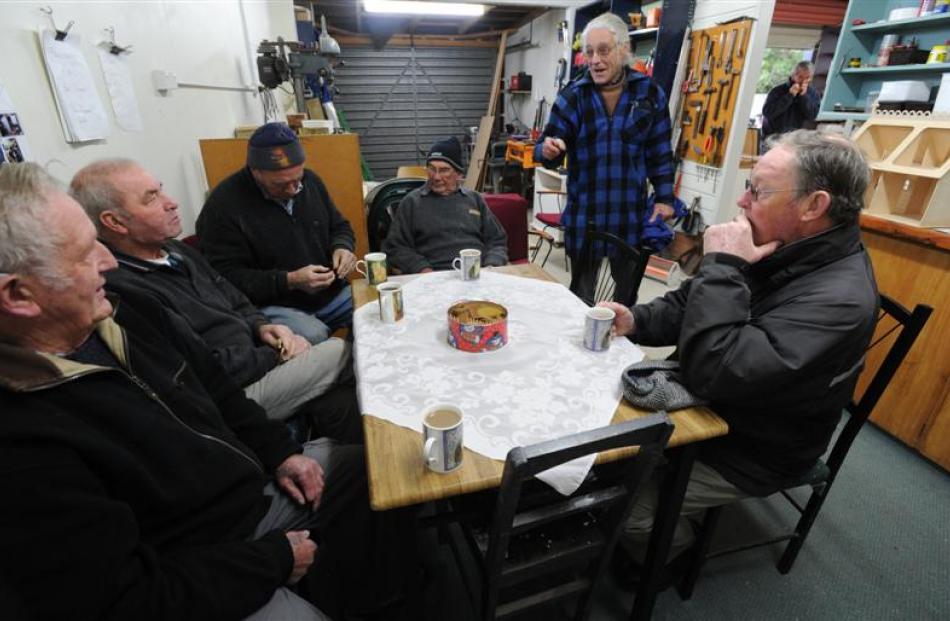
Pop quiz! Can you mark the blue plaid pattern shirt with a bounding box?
[534,69,674,256]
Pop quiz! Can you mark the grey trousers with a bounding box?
[245,439,362,621]
[622,460,748,563]
[244,338,351,421]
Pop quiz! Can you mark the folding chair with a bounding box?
[677,294,933,599]
[530,190,568,270]
[569,230,648,308]
[450,413,674,621]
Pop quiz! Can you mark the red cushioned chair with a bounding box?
[483,193,529,264]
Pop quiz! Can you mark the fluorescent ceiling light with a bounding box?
[363,1,486,17]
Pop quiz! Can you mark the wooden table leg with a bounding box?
[631,443,698,620]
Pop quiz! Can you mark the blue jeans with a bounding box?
[262,284,353,344]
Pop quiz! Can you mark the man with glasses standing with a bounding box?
[600,130,879,584]
[383,136,508,273]
[198,123,357,344]
[534,12,677,305]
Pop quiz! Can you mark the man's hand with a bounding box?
[703,212,780,263]
[419,267,434,274]
[259,324,310,361]
[276,454,325,510]
[789,82,803,97]
[287,265,336,293]
[285,530,317,585]
[332,248,357,279]
[541,137,566,160]
[650,202,675,223]
[597,301,635,338]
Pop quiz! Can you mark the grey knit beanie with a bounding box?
[621,359,708,411]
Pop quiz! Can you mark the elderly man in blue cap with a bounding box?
[198,123,357,344]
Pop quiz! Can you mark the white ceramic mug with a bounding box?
[452,248,481,281]
[422,403,464,473]
[377,282,404,323]
[583,306,615,352]
[355,252,388,286]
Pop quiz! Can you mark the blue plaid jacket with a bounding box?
[534,69,674,256]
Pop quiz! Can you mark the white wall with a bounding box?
[0,0,297,233]
[672,0,775,228]
[503,9,571,133]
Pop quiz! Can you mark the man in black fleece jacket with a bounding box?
[70,159,361,443]
[601,130,878,574]
[0,164,405,620]
[383,136,508,273]
[197,123,358,345]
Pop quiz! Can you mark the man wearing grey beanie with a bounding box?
[383,136,508,273]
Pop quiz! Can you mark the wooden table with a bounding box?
[354,263,727,510]
[353,263,729,620]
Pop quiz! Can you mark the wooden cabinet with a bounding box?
[859,214,950,472]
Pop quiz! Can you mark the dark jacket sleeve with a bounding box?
[673,254,872,403]
[630,278,690,347]
[0,442,292,621]
[382,193,431,273]
[312,173,356,253]
[475,192,509,267]
[108,282,276,391]
[798,86,820,121]
[116,298,299,471]
[176,241,269,334]
[761,83,792,132]
[196,193,293,306]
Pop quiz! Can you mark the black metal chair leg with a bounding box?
[677,505,723,600]
[632,444,698,621]
[777,487,828,574]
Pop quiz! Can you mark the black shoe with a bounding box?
[610,548,692,592]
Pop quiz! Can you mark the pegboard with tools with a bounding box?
[675,18,753,167]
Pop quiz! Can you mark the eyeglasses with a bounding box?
[583,44,616,59]
[744,179,806,202]
[426,165,456,177]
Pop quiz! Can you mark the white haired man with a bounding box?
[534,11,677,306]
[70,159,361,442]
[0,163,406,619]
[602,131,879,585]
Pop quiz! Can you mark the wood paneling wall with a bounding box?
[859,216,950,472]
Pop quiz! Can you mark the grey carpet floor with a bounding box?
[419,420,950,620]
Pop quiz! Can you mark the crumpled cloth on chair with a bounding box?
[621,359,708,411]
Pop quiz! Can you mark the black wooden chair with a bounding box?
[569,230,649,308]
[677,294,933,599]
[365,177,425,252]
[450,413,674,621]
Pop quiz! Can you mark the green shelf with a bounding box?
[817,111,871,122]
[851,12,950,34]
[842,62,950,74]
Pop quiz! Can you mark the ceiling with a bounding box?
[303,1,585,38]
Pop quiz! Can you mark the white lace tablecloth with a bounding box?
[353,270,644,494]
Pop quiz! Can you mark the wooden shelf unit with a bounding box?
[819,2,950,122]
[853,115,950,228]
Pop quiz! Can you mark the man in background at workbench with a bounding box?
[761,61,819,140]
[534,12,678,306]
